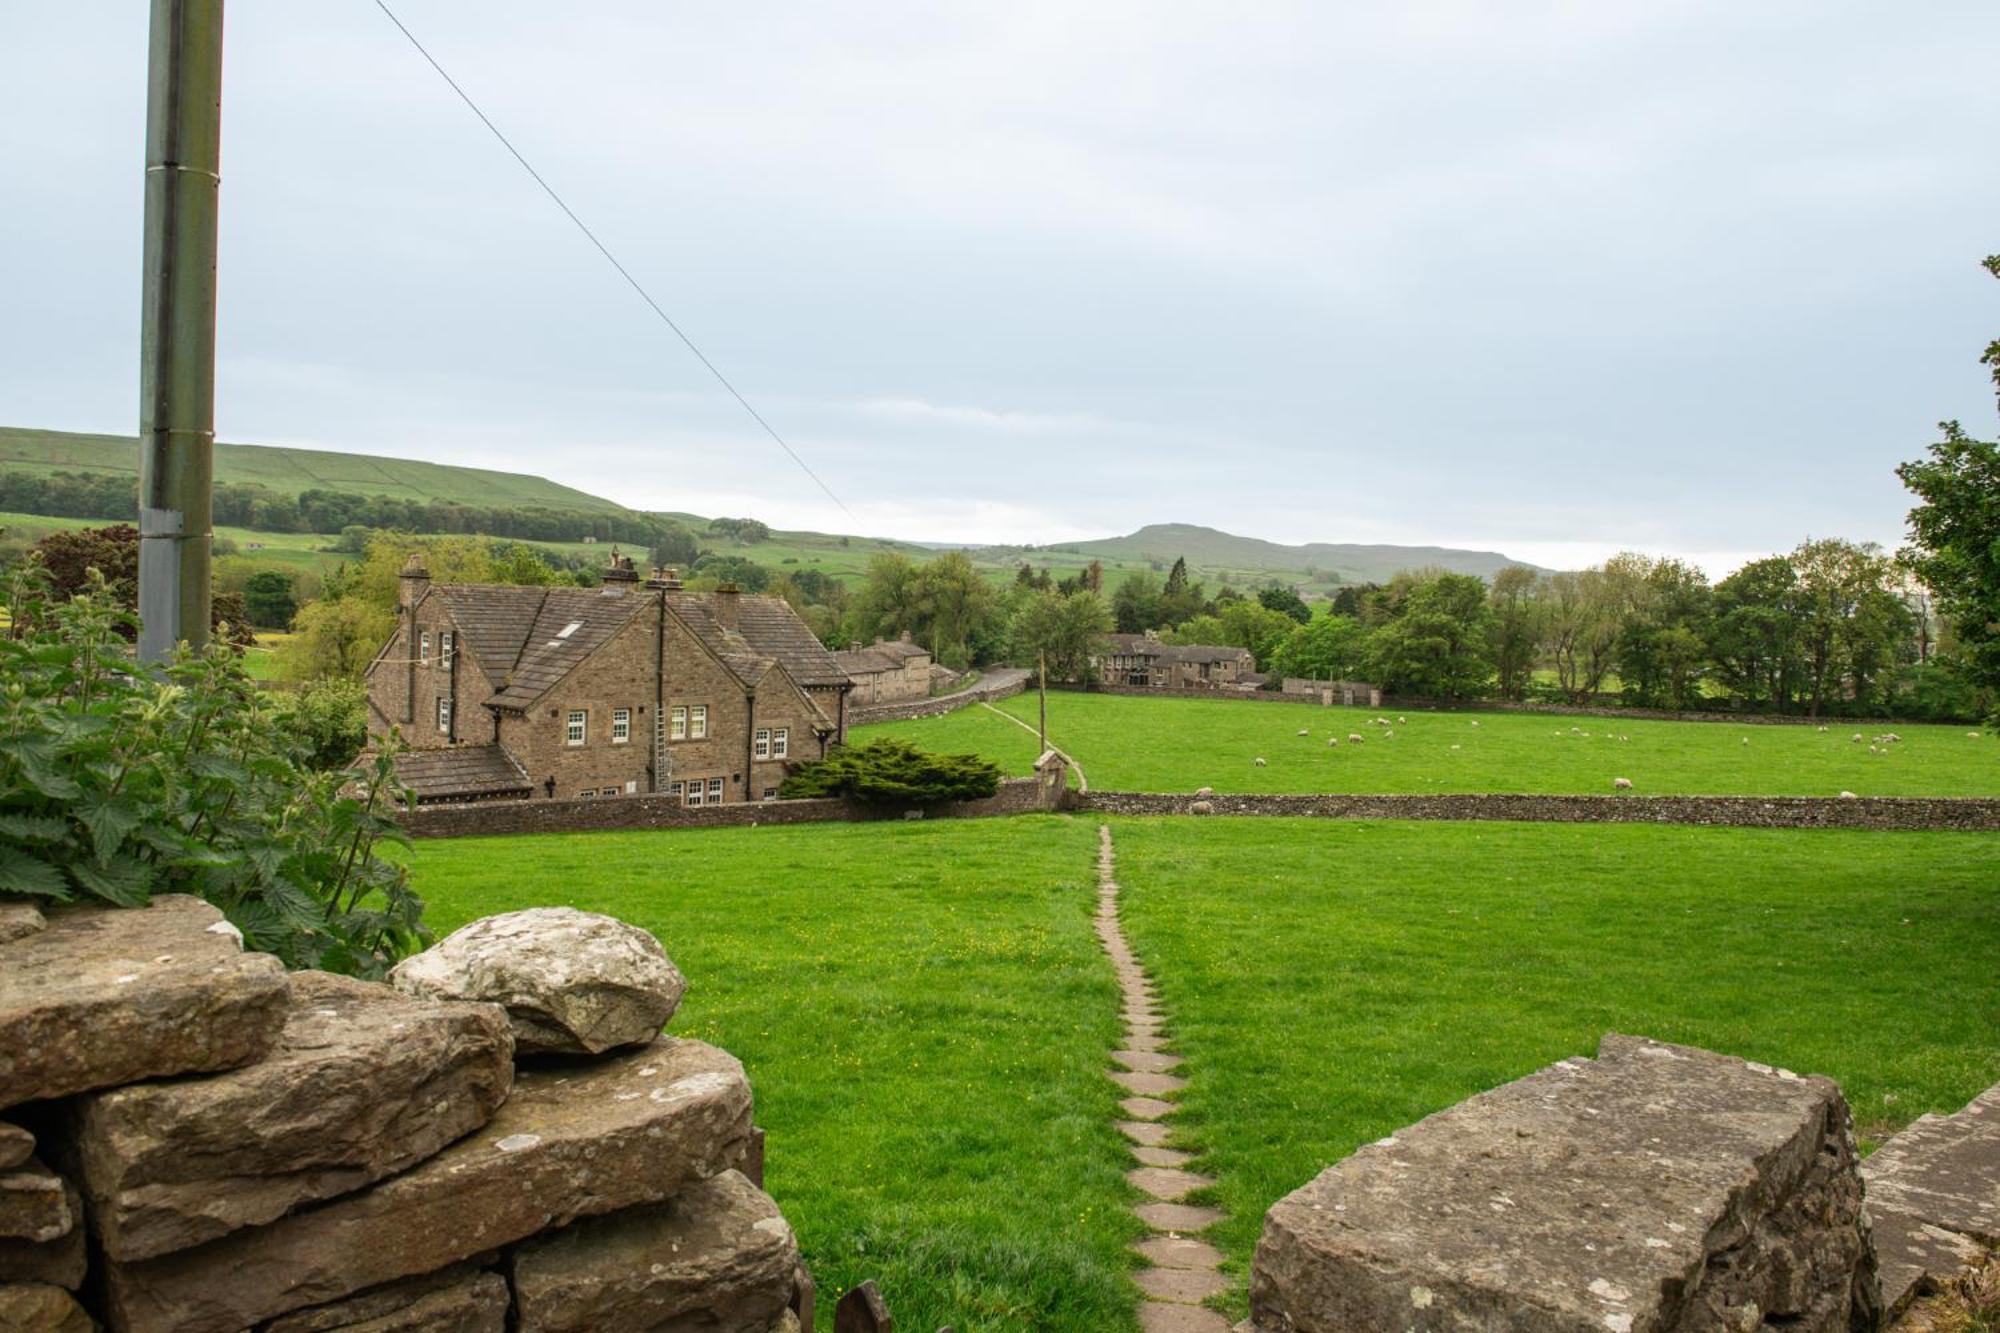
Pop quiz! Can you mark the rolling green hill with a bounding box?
[0,427,629,514]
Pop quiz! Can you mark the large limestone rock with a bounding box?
[1245,1034,1879,1332]
[1862,1081,2000,1315]
[0,1164,69,1245]
[510,1170,799,1333]
[0,895,288,1111]
[259,1265,510,1333]
[73,970,515,1261]
[0,1283,93,1333]
[389,908,685,1056]
[0,1180,84,1289]
[103,1035,753,1333]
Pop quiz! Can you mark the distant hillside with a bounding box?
[0,427,631,515]
[984,523,1539,589]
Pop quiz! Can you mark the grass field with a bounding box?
[857,689,2000,797]
[1111,817,2000,1314]
[408,817,1140,1333]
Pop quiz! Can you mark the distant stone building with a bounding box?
[1280,677,1384,708]
[1093,632,1257,689]
[364,555,850,805]
[833,633,934,705]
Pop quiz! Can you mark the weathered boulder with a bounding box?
[389,908,685,1056]
[0,895,288,1111]
[1245,1034,1879,1332]
[0,903,44,947]
[0,1180,84,1290]
[510,1170,798,1333]
[0,1283,93,1333]
[73,970,514,1261]
[259,1265,509,1333]
[1862,1080,2000,1315]
[102,1035,753,1333]
[0,1164,69,1245]
[0,1126,31,1172]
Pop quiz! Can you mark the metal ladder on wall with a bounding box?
[653,711,672,793]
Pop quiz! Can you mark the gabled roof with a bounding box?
[1172,644,1256,664]
[833,647,904,676]
[486,585,653,710]
[1098,634,1252,665]
[666,591,849,689]
[870,638,931,663]
[433,585,552,681]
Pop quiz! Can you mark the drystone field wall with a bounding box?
[844,668,1029,724]
[0,896,808,1333]
[1241,1034,1885,1333]
[1075,790,2000,831]
[401,774,1053,838]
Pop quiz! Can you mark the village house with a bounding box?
[364,555,850,805]
[1092,631,1258,689]
[832,632,934,705]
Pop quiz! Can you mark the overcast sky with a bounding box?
[4,4,1996,574]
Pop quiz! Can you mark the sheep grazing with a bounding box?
[1190,800,1215,815]
[1383,730,1394,739]
[1397,716,1407,724]
[1839,791,1858,800]
[1742,737,1750,746]
[1470,720,1481,728]
[1852,733,1863,742]
[1450,743,1461,751]
[1297,728,1310,737]
[1254,757,1267,767]
[1613,777,1633,790]
[1195,786,1214,797]
[1348,733,1365,744]
[1817,725,1828,733]
[1328,737,1340,747]
[1971,732,1984,740]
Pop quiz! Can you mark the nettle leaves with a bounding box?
[0,564,426,978]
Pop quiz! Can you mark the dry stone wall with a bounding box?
[0,896,807,1333]
[845,669,1028,724]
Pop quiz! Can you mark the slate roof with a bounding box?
[834,647,909,676]
[1098,635,1252,664]
[666,590,849,689]
[485,585,652,710]
[389,745,531,803]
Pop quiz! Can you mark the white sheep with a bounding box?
[1397,716,1407,724]
[1839,790,1858,800]
[1817,725,1828,733]
[1348,733,1365,744]
[1470,720,1482,728]
[1297,728,1310,737]
[1613,777,1633,790]
[1254,757,1267,767]
[1195,786,1214,797]
[1971,732,1983,739]
[1450,743,1461,751]
[1852,733,1863,742]
[1383,730,1394,739]
[1742,737,1750,746]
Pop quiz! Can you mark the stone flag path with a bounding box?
[1095,825,1231,1332]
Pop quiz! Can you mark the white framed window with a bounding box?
[667,781,684,797]
[566,710,587,746]
[772,728,789,759]
[690,705,708,740]
[670,706,688,740]
[707,777,724,803]
[440,631,454,666]
[419,631,431,665]
[611,708,631,744]
[579,789,597,799]
[754,728,771,759]
[762,787,778,802]
[685,780,705,808]
[624,780,637,794]
[436,696,451,733]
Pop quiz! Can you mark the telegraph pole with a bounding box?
[137,0,224,662]
[1038,651,1048,752]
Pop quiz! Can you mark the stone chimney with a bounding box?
[899,629,913,644]
[645,568,683,591]
[397,554,430,611]
[713,582,741,628]
[602,551,639,584]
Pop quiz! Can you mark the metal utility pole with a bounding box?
[138,0,224,662]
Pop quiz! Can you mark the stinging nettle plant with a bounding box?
[0,559,427,978]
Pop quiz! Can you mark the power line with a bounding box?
[372,1,857,522]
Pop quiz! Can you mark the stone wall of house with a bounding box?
[1242,1034,1881,1332]
[401,776,1055,839]
[847,670,1029,725]
[0,896,809,1333]
[1072,790,2000,831]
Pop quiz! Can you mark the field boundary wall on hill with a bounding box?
[846,670,1028,725]
[1070,791,2000,831]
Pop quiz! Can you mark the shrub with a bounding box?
[0,561,426,978]
[778,738,1003,806]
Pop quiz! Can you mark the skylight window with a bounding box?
[556,622,583,639]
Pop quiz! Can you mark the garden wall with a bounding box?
[1072,790,2000,831]
[846,670,1028,724]
[402,776,1053,839]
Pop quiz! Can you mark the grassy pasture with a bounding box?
[1111,817,2000,1313]
[409,817,1140,1333]
[858,689,2000,797]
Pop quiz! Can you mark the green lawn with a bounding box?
[859,689,2000,797]
[1111,817,2000,1315]
[407,817,1139,1333]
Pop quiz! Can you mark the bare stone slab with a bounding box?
[1133,1146,1196,1169]
[0,1163,69,1244]
[0,896,288,1111]
[1129,1167,1213,1202]
[0,1283,92,1333]
[74,970,515,1261]
[1121,1097,1177,1122]
[389,907,685,1056]
[259,1266,510,1333]
[1134,1235,1225,1269]
[510,1170,797,1333]
[0,1126,31,1172]
[1136,1203,1225,1233]
[1864,1083,2000,1244]
[1120,1120,1172,1147]
[102,1035,753,1333]
[1137,1266,1229,1303]
[1115,1051,1182,1074]
[0,902,46,946]
[1247,1034,1880,1333]
[0,1181,84,1289]
[1868,1203,1991,1318]
[1112,1071,1188,1097]
[1139,1300,1232,1332]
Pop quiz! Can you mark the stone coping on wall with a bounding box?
[401,776,1050,839]
[845,668,1029,725]
[1071,791,2000,831]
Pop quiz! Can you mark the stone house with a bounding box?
[832,633,934,705]
[1280,677,1384,708]
[365,556,850,805]
[1093,632,1257,689]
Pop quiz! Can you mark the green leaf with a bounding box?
[0,814,70,844]
[75,795,144,865]
[0,847,70,900]
[67,856,155,908]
